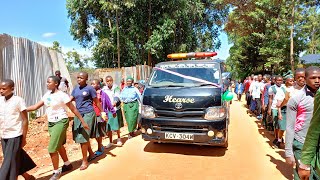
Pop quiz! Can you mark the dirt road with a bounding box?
[36,99,293,180]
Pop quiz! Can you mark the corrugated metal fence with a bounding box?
[93,65,152,85]
[0,34,73,116]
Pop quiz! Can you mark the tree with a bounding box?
[49,41,62,53]
[66,0,230,68]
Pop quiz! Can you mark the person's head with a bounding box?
[100,78,104,83]
[258,74,262,82]
[91,79,101,90]
[47,76,60,91]
[271,76,276,85]
[285,76,294,87]
[77,72,88,86]
[0,79,14,97]
[55,70,61,78]
[246,77,249,80]
[254,76,258,81]
[305,66,320,92]
[264,74,271,83]
[275,75,283,87]
[105,76,113,88]
[238,79,241,83]
[126,77,134,87]
[134,82,139,88]
[294,68,306,87]
[121,78,124,84]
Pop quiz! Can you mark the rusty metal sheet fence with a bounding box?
[0,34,73,116]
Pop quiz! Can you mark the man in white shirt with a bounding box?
[249,74,265,118]
[0,79,36,180]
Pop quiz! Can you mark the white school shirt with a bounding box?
[250,81,264,99]
[0,96,27,139]
[42,91,71,122]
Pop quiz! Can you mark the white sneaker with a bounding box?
[105,143,113,149]
[116,138,123,146]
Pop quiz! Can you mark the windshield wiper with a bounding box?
[196,83,220,87]
[152,85,185,88]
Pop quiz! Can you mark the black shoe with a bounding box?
[61,164,73,173]
[272,139,277,145]
[274,141,281,149]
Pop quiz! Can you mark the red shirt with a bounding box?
[93,89,102,116]
[244,80,252,92]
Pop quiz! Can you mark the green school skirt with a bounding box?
[107,109,124,131]
[48,118,69,153]
[272,109,286,131]
[72,111,96,143]
[123,101,139,133]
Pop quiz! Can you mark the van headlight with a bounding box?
[141,105,156,118]
[204,107,226,120]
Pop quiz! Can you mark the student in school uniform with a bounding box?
[91,79,116,156]
[27,76,89,179]
[70,72,106,170]
[0,79,36,180]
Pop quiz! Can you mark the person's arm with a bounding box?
[65,79,69,88]
[285,98,298,165]
[20,110,28,148]
[280,92,290,107]
[26,101,44,112]
[65,102,89,130]
[102,92,116,116]
[299,92,320,175]
[135,87,142,103]
[267,89,274,115]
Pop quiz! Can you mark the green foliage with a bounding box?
[66,0,230,68]
[224,0,320,79]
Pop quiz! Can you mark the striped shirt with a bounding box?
[285,86,315,157]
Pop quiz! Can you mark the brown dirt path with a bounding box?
[33,99,293,180]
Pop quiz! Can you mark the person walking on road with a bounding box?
[103,76,124,147]
[249,75,264,119]
[268,75,286,148]
[285,67,319,180]
[70,72,105,170]
[120,77,142,139]
[55,70,69,93]
[91,79,116,156]
[234,79,244,101]
[27,76,89,179]
[297,67,320,180]
[0,79,36,180]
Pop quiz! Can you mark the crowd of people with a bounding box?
[0,71,144,180]
[235,66,320,179]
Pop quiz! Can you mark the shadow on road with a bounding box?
[143,142,227,157]
[267,154,293,180]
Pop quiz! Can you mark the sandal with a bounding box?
[79,164,88,171]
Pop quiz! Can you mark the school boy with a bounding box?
[0,79,36,180]
[285,67,320,179]
[70,72,106,170]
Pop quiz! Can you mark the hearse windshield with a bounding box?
[149,63,220,87]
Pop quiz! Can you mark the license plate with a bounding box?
[165,132,194,140]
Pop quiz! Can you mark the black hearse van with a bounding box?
[140,52,231,147]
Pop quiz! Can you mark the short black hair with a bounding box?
[105,75,113,80]
[48,76,60,87]
[79,72,88,79]
[306,66,320,77]
[264,74,271,80]
[295,68,305,75]
[55,70,61,74]
[1,79,14,88]
[92,79,100,84]
[275,75,283,80]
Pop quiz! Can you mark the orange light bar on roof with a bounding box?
[167,52,217,59]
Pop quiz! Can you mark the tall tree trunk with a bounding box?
[116,9,120,68]
[290,0,295,72]
[147,0,152,66]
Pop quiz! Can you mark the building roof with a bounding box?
[300,54,320,64]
